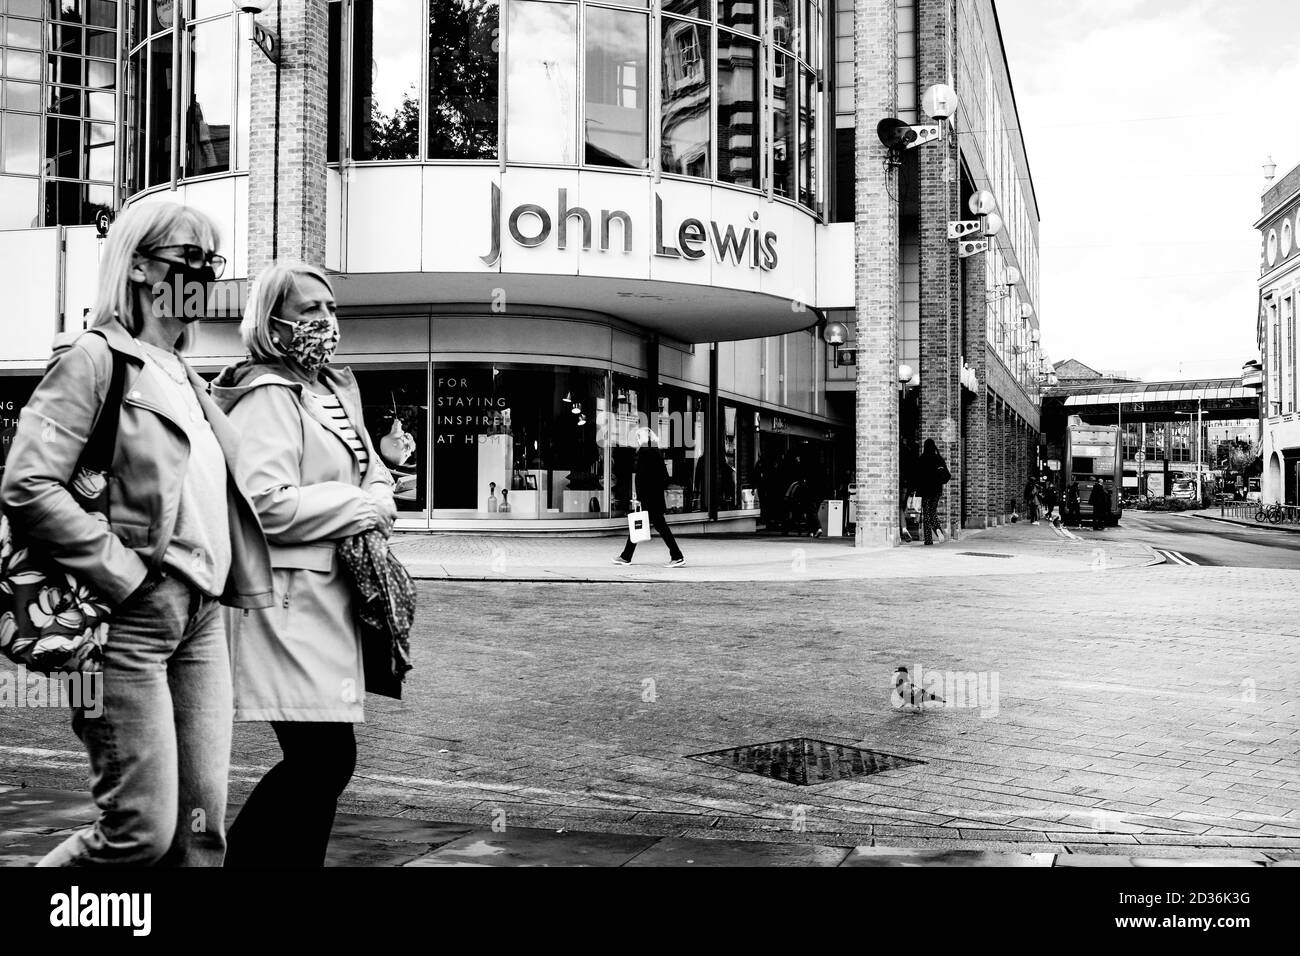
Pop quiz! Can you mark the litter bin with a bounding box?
[817,499,845,537]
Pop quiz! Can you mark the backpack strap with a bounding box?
[77,332,127,474]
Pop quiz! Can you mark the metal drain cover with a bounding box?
[686,737,923,786]
[957,551,1015,559]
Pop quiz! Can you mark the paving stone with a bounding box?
[842,847,1055,867]
[403,828,658,867]
[624,836,851,867]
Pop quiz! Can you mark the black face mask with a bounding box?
[150,263,218,325]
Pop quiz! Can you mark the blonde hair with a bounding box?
[89,201,220,353]
[241,261,336,363]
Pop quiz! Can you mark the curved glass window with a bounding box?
[187,16,234,176]
[123,0,825,213]
[506,0,578,164]
[584,5,647,169]
[427,0,499,159]
[717,29,757,187]
[351,0,423,161]
[660,14,709,177]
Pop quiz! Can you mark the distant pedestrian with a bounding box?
[1042,481,1060,527]
[614,427,685,567]
[1023,474,1041,525]
[1066,480,1081,526]
[212,261,397,868]
[916,438,951,546]
[1089,480,1110,531]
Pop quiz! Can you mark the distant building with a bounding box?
[1052,359,1139,387]
[1257,159,1300,505]
[1041,375,1258,498]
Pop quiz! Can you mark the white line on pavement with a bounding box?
[1155,549,1198,566]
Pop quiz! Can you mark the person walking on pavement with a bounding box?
[1,201,274,866]
[916,438,951,546]
[614,427,685,567]
[1089,479,1110,531]
[1066,480,1081,526]
[211,262,397,868]
[1023,474,1041,525]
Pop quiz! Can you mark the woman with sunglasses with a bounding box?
[1,201,273,866]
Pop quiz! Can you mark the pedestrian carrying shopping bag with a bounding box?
[627,502,652,543]
[0,337,125,675]
[906,495,921,512]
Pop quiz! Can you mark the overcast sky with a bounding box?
[996,0,1300,382]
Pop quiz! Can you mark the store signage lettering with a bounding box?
[480,183,778,271]
[434,376,508,444]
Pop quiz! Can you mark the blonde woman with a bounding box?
[212,261,395,867]
[0,201,273,866]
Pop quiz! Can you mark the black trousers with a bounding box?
[224,722,357,868]
[620,509,684,561]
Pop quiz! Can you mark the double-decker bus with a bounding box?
[1065,420,1123,525]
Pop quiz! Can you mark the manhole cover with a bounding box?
[957,551,1014,559]
[686,737,923,786]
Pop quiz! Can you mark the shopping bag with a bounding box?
[627,503,651,543]
[906,495,921,512]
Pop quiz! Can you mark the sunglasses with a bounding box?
[140,244,227,279]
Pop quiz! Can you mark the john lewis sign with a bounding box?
[480,183,779,271]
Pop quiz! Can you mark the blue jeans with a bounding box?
[38,573,232,867]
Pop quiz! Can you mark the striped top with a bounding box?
[305,389,369,471]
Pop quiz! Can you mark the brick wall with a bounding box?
[917,0,962,540]
[247,0,329,277]
[962,250,988,526]
[853,0,900,548]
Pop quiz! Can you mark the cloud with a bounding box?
[997,0,1300,381]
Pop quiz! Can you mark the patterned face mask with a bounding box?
[272,314,339,374]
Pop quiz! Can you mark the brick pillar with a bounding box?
[853,0,899,549]
[962,253,987,527]
[982,395,993,522]
[917,0,961,540]
[248,1,329,277]
[993,399,1005,523]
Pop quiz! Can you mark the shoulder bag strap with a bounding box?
[77,334,126,474]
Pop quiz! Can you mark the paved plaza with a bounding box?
[4,521,1298,865]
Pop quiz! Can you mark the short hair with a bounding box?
[89,200,220,353]
[240,261,335,363]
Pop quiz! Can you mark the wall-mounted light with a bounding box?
[969,190,997,216]
[898,364,920,389]
[1019,303,1034,320]
[921,84,958,122]
[234,1,280,64]
[823,320,850,346]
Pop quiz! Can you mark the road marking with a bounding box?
[1154,548,1198,566]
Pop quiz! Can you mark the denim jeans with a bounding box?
[38,573,232,867]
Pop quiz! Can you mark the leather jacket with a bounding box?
[0,320,274,609]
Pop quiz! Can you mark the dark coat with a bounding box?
[633,446,670,512]
[916,450,950,497]
[1089,482,1110,512]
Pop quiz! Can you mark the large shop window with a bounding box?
[354,368,429,513]
[655,386,706,513]
[506,0,578,165]
[433,366,610,516]
[660,15,710,178]
[584,5,647,169]
[428,0,499,159]
[351,0,423,161]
